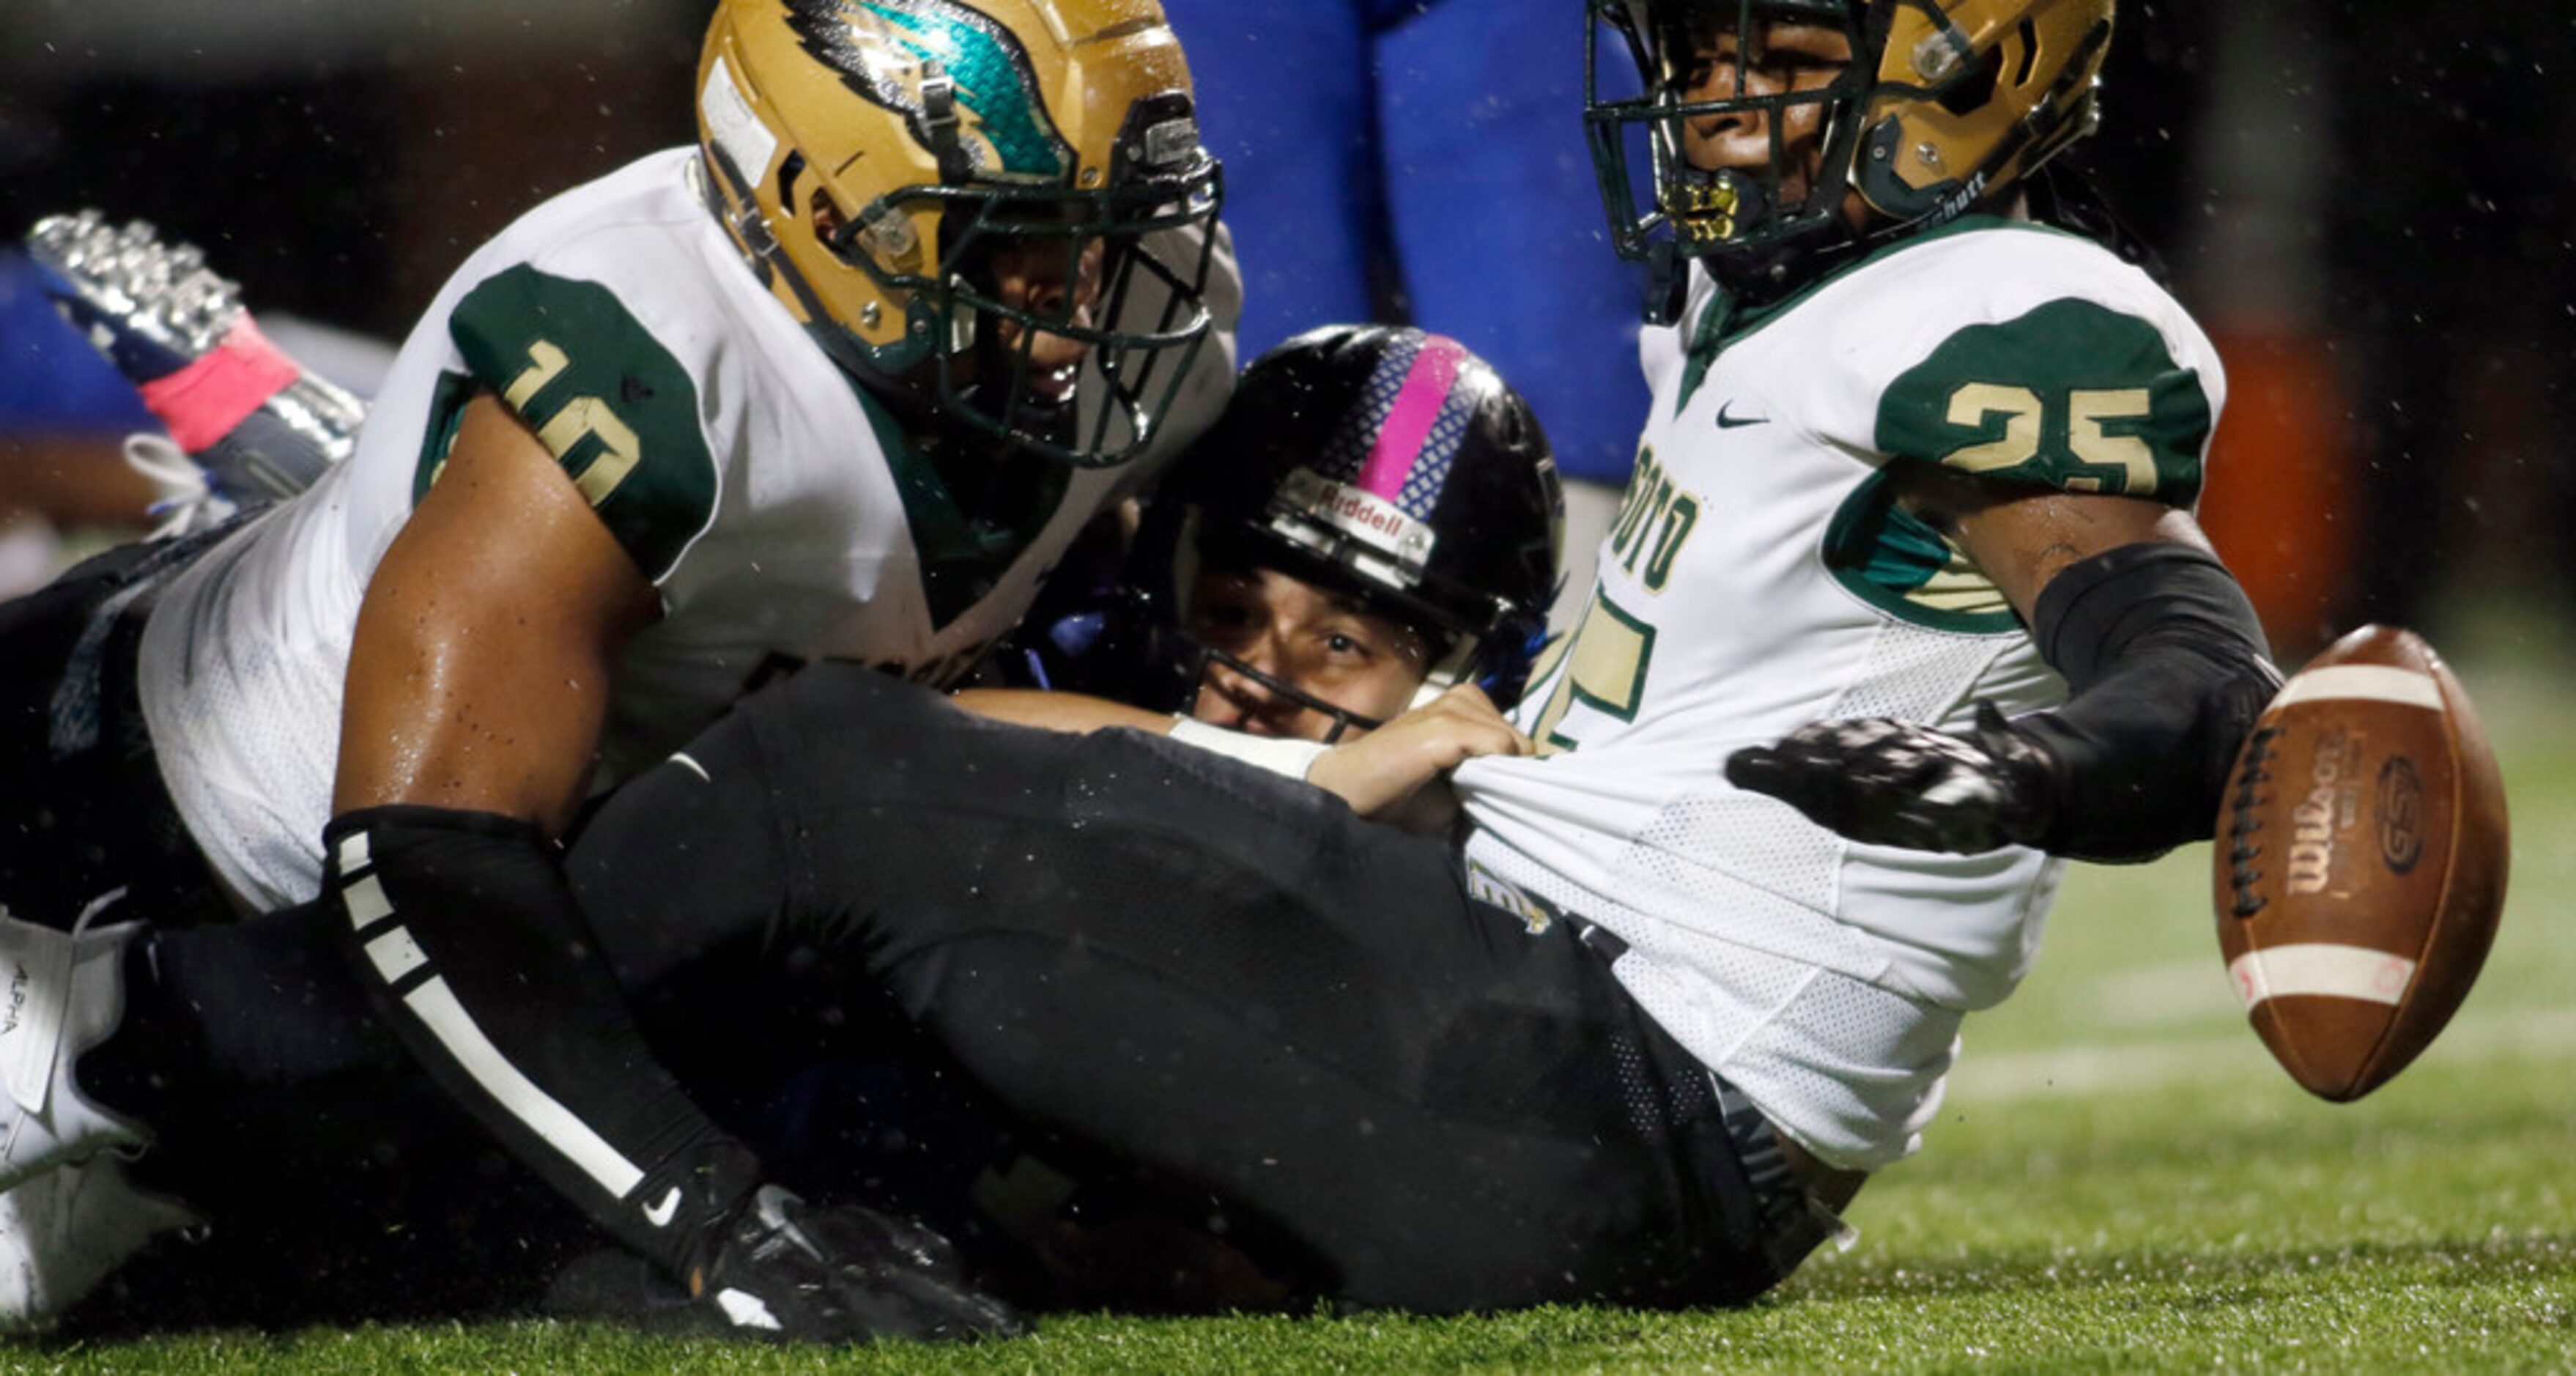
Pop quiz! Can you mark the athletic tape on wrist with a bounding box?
[135,317,299,454]
[1165,716,1330,779]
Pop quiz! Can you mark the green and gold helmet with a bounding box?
[697,0,1224,465]
[1585,0,2113,312]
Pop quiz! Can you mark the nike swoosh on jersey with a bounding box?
[643,1185,682,1228]
[1715,401,1770,429]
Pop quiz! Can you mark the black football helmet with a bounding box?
[1585,0,2113,316]
[1115,325,1566,737]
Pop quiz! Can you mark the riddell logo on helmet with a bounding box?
[1314,481,1409,541]
[1278,468,1435,566]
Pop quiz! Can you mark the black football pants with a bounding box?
[565,664,1786,1312]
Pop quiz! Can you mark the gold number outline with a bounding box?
[503,339,644,507]
[1528,586,1659,755]
[1940,381,2161,496]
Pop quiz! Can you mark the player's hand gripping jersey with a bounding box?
[1457,218,2223,1171]
[136,148,1237,911]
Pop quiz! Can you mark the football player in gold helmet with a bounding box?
[1587,0,2112,312]
[1576,0,2278,869]
[0,0,1231,1345]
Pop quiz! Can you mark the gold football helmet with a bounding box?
[697,0,1223,465]
[1586,0,2113,308]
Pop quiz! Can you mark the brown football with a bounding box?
[2214,624,2509,1102]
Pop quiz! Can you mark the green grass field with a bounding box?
[8,632,2572,1373]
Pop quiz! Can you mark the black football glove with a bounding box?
[676,1185,1022,1344]
[1724,703,2059,854]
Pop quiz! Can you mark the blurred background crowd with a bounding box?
[1,0,2566,660]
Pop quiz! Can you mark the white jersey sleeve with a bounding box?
[138,147,1225,912]
[1455,219,2224,1169]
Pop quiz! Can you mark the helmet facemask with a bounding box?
[1587,0,1872,314]
[812,104,1226,467]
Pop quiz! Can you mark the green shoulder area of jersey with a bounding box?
[1874,296,2212,505]
[1832,294,2213,632]
[431,264,1070,625]
[1831,285,2214,633]
[434,263,719,582]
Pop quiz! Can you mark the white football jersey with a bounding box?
[1456,219,2225,1170]
[139,147,1236,912]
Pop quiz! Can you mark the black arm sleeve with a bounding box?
[325,804,762,1279]
[2010,541,2281,862]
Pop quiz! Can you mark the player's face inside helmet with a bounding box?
[1648,2,1868,254]
[810,186,1161,450]
[1103,325,1558,741]
[976,229,1106,407]
[1183,563,1435,743]
[937,199,1116,423]
[1586,0,1875,311]
[1673,15,1855,210]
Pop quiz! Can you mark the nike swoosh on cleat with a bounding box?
[643,1185,681,1228]
[1715,401,1771,429]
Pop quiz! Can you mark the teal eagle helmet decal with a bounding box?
[787,0,1074,181]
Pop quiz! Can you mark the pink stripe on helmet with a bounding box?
[1353,333,1467,502]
